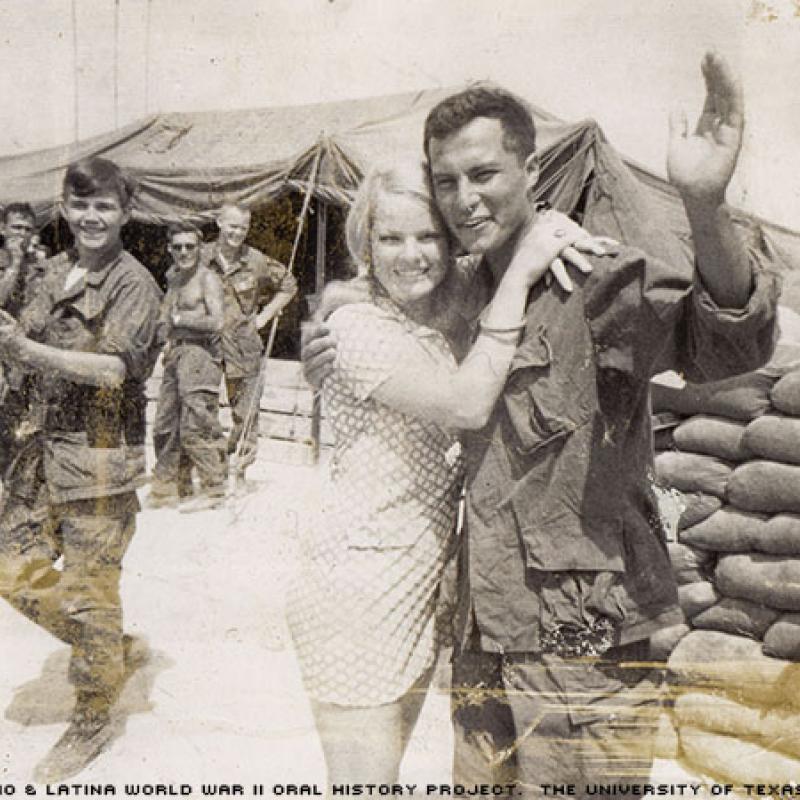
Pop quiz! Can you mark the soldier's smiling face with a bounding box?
[428,117,538,262]
[218,208,251,250]
[61,191,129,256]
[169,231,201,272]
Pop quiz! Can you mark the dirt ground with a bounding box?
[0,454,454,791]
[0,449,702,795]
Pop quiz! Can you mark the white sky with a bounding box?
[0,0,798,228]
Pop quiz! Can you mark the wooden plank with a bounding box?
[262,357,309,389]
[260,384,315,415]
[258,412,334,446]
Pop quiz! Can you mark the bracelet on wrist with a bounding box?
[478,319,526,335]
[479,326,523,345]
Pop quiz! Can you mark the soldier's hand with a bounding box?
[667,51,744,204]
[301,321,337,390]
[315,277,372,321]
[0,310,25,359]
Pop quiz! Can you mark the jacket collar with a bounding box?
[51,246,124,305]
[85,245,124,286]
[209,243,251,275]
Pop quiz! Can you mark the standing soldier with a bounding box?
[0,203,45,475]
[0,202,40,316]
[150,221,227,511]
[204,204,297,481]
[0,157,162,781]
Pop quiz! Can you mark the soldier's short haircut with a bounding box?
[216,202,250,222]
[63,157,137,210]
[423,83,537,164]
[3,202,36,225]
[167,220,203,242]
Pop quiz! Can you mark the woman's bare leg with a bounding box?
[312,700,404,785]
[311,666,436,788]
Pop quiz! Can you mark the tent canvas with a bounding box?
[0,85,797,288]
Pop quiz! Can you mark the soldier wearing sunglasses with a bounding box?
[149,221,227,511]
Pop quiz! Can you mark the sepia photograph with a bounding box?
[1,0,800,795]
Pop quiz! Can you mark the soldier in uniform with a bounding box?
[204,204,297,481]
[150,221,227,511]
[301,55,780,795]
[0,157,162,781]
[0,202,39,315]
[0,203,45,477]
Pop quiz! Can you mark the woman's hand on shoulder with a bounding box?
[507,210,619,293]
[301,321,337,390]
[301,278,374,389]
[315,277,372,321]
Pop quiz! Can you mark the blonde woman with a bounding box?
[287,160,585,786]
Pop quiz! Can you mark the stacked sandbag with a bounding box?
[652,367,800,654]
[667,631,800,783]
[652,364,800,783]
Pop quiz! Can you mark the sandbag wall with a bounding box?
[652,366,800,783]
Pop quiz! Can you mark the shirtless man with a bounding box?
[150,221,227,511]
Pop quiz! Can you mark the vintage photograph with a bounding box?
[1,0,800,794]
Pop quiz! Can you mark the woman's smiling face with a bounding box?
[369,191,450,310]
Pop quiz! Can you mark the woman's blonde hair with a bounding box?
[345,160,450,278]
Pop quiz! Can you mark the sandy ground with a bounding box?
[0,454,453,792]
[0,448,704,795]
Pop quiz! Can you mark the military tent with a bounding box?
[0,85,796,298]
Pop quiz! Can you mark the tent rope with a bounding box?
[231,138,324,488]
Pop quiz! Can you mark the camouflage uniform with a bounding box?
[0,250,46,476]
[0,247,162,708]
[151,329,227,494]
[203,243,296,469]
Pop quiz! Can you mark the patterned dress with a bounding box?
[287,297,463,707]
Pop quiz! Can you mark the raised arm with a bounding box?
[0,274,161,389]
[667,51,751,308]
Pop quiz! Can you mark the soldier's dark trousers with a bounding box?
[225,372,260,469]
[153,342,227,492]
[0,503,136,703]
[0,385,32,476]
[451,641,663,799]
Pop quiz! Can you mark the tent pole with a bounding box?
[71,0,79,141]
[310,198,328,463]
[113,0,120,128]
[231,141,322,487]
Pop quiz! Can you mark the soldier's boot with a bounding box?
[228,454,252,490]
[32,691,117,783]
[145,479,181,509]
[31,635,150,783]
[178,485,226,514]
[122,633,150,676]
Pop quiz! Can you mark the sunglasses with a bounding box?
[170,243,198,252]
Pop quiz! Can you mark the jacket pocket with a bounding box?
[505,326,593,455]
[232,273,257,316]
[44,432,128,496]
